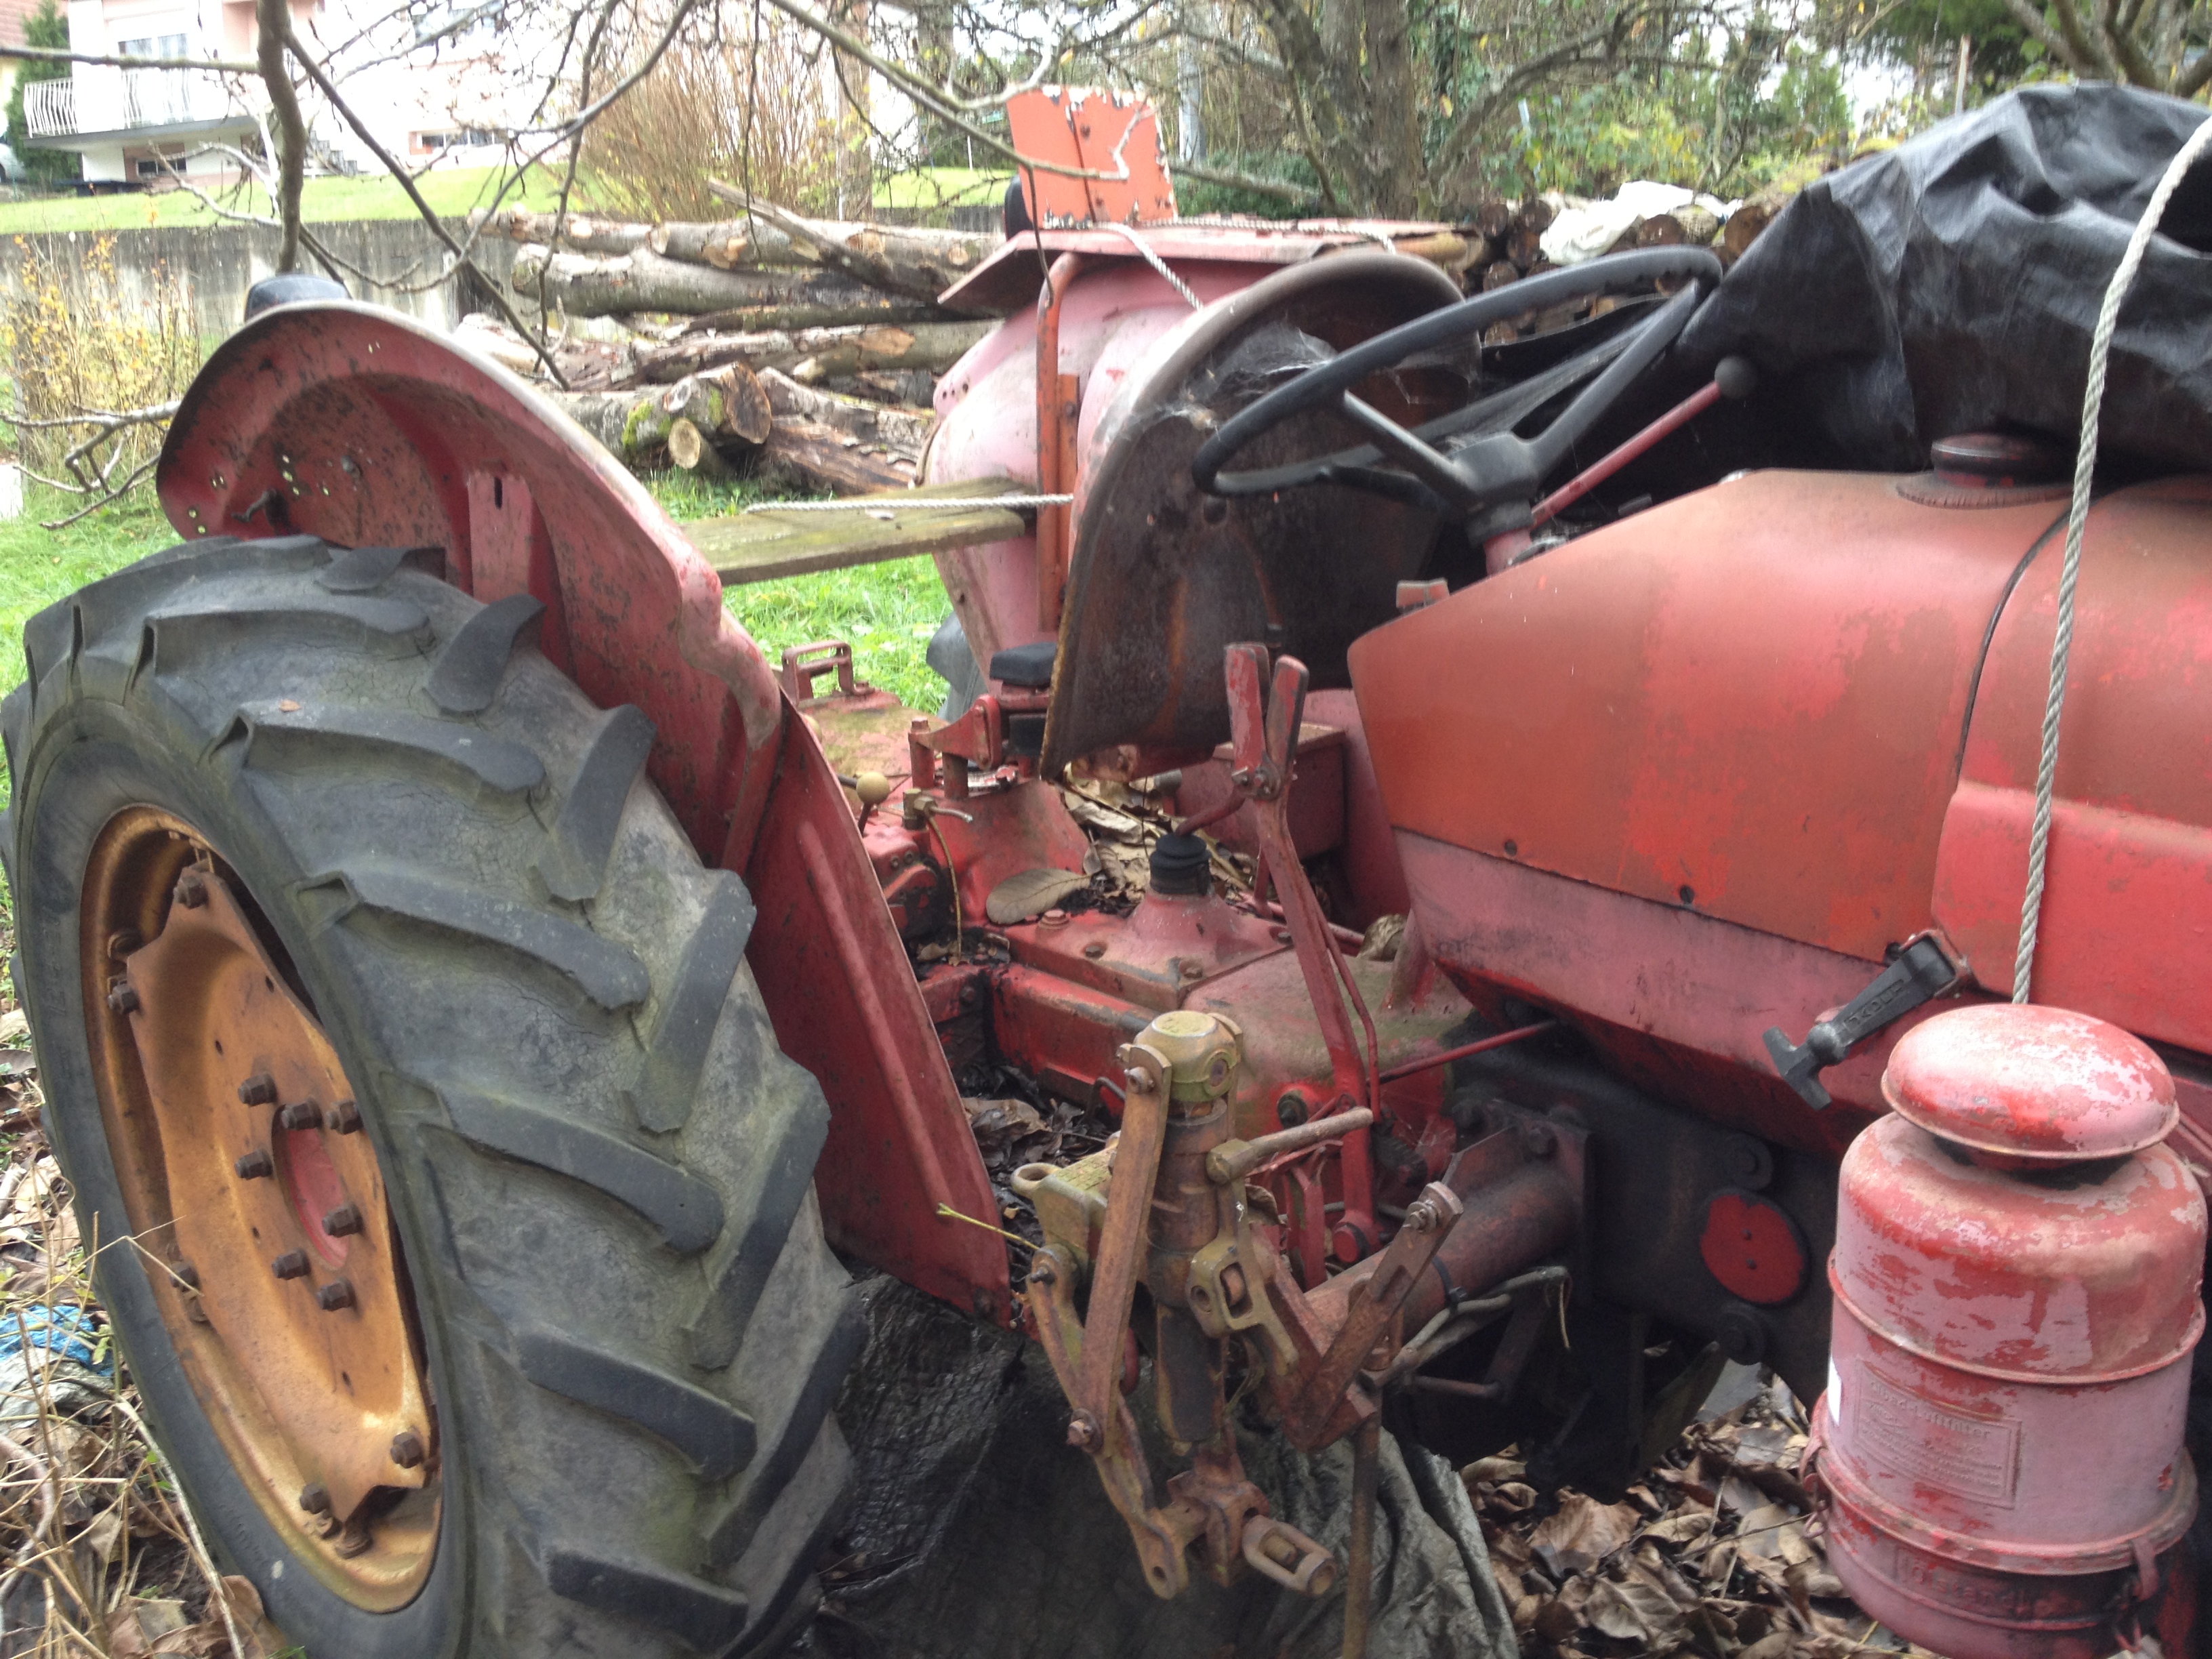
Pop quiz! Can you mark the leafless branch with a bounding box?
[0,42,258,70]
[258,0,308,271]
[271,13,569,385]
[756,0,1170,179]
[1172,159,1317,204]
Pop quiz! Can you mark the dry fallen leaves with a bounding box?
[1466,1376,1948,1659]
[0,1042,275,1659]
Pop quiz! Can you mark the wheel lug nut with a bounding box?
[298,1481,332,1515]
[272,1250,310,1280]
[324,1099,362,1134]
[389,1429,426,1469]
[316,1279,356,1312]
[277,1101,320,1131]
[174,869,209,908]
[234,1149,274,1180]
[322,1204,363,1237]
[239,1073,278,1106]
[106,983,140,1014]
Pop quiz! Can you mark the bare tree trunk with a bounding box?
[760,421,916,494]
[471,208,653,253]
[1178,24,1206,162]
[1363,0,1420,216]
[546,365,773,467]
[832,0,874,219]
[630,319,991,384]
[510,245,944,324]
[703,186,998,301]
[255,0,305,272]
[759,367,933,457]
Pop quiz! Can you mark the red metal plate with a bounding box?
[1006,85,1178,229]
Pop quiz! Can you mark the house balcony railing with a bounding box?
[25,65,263,140]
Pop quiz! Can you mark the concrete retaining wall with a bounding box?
[0,216,519,339]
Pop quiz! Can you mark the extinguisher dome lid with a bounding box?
[1882,1004,2176,1162]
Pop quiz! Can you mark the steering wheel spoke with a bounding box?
[1336,394,1483,514]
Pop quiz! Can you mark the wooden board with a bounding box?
[686,476,1029,586]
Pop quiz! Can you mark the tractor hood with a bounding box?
[1352,468,2212,1107]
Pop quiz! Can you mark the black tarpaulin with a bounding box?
[1680,83,2212,475]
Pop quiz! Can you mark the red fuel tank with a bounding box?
[1811,1004,2204,1658]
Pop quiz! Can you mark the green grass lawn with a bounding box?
[0,165,584,234]
[874,167,1009,212]
[0,474,951,790]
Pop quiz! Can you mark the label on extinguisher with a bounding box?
[1854,1364,2020,1507]
[1827,1359,1842,1425]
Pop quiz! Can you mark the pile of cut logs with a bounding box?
[1450,184,1788,342]
[466,188,1003,495]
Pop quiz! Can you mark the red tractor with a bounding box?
[5,81,2207,1659]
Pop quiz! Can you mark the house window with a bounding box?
[134,155,183,178]
[118,33,190,60]
[411,128,498,153]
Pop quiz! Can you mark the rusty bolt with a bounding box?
[298,1482,333,1515]
[1180,961,1205,981]
[1066,1410,1101,1450]
[389,1429,426,1469]
[234,1149,274,1181]
[323,1204,364,1237]
[1083,941,1106,960]
[271,1250,310,1280]
[1406,1196,1446,1234]
[106,983,140,1015]
[1029,1256,1057,1286]
[1273,928,1293,945]
[1124,1067,1150,1096]
[325,1099,363,1134]
[1519,1120,1557,1158]
[316,1279,356,1312]
[173,869,209,908]
[277,1101,321,1131]
[960,981,979,1007]
[1221,1263,1247,1305]
[239,1073,279,1107]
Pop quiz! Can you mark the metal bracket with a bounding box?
[1763,931,1965,1110]
[778,639,865,703]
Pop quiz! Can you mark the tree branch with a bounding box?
[2043,0,2121,77]
[1172,159,1319,205]
[272,15,569,386]
[0,43,258,70]
[1998,0,2076,61]
[753,0,1168,180]
[256,0,306,272]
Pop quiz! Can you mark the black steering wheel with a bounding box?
[1191,247,1724,525]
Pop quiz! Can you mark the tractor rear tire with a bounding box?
[0,534,861,1658]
